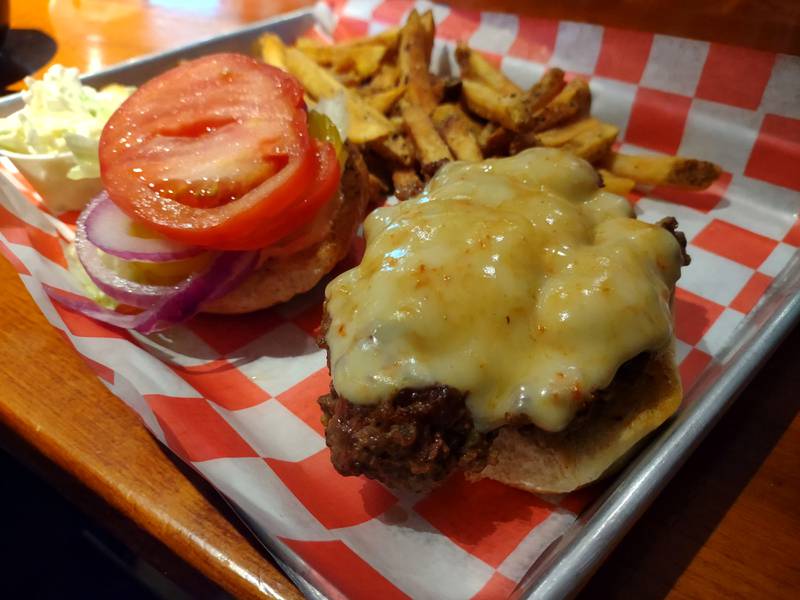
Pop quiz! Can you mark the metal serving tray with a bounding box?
[2,8,798,600]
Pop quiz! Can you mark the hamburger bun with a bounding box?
[476,350,682,494]
[205,143,370,314]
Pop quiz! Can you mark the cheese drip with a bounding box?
[325,148,682,432]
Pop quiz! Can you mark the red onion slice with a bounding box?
[81,192,204,262]
[48,250,257,334]
[75,214,185,309]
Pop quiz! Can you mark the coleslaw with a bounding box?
[0,65,134,179]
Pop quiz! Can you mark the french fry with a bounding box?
[532,118,619,163]
[420,10,435,58]
[478,122,513,157]
[370,133,416,167]
[401,100,453,175]
[296,27,400,51]
[461,110,484,138]
[532,117,601,147]
[558,124,618,163]
[257,33,288,71]
[284,48,394,143]
[300,44,387,81]
[365,64,400,92]
[431,104,482,162]
[522,68,566,117]
[605,153,722,189]
[284,47,341,97]
[441,76,463,103]
[368,172,389,206]
[258,11,720,213]
[430,74,446,105]
[392,168,424,200]
[398,10,438,113]
[342,90,397,143]
[455,43,522,96]
[461,79,529,131]
[529,78,591,133]
[364,86,406,113]
[599,169,636,196]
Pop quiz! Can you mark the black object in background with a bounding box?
[0,0,57,94]
[0,29,57,91]
[0,448,161,599]
[0,0,8,49]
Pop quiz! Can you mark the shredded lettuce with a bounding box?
[65,244,119,310]
[0,66,134,179]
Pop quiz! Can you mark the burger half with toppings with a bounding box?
[52,53,369,332]
[319,148,688,494]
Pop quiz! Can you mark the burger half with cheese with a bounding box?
[51,53,369,332]
[319,148,688,494]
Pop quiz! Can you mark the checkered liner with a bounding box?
[1,1,798,597]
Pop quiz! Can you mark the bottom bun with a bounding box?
[205,144,370,314]
[476,350,682,494]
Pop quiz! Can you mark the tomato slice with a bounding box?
[99,53,341,251]
[233,137,342,250]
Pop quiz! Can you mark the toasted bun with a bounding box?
[476,350,682,494]
[205,144,370,314]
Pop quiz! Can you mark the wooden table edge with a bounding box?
[0,257,301,600]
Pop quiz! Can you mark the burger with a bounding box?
[52,53,369,333]
[318,148,688,494]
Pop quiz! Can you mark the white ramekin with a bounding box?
[0,148,102,213]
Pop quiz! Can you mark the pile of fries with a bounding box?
[257,10,721,201]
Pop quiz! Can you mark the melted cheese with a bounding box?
[325,148,682,432]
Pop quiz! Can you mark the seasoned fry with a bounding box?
[364,86,406,113]
[532,118,619,163]
[398,10,438,113]
[401,100,453,175]
[300,44,387,81]
[340,44,386,80]
[371,133,416,167]
[267,11,719,207]
[365,64,400,92]
[431,104,482,162]
[605,153,722,189]
[392,168,424,200]
[420,10,435,57]
[522,68,566,117]
[368,172,389,206]
[462,110,484,138]
[529,78,591,133]
[341,90,396,143]
[284,48,394,143]
[533,117,601,147]
[456,43,522,96]
[558,125,618,163]
[430,75,446,105]
[296,27,400,51]
[478,122,513,157]
[284,47,341,97]
[441,76,463,103]
[257,33,288,71]
[461,79,529,131]
[461,68,564,134]
[599,169,636,195]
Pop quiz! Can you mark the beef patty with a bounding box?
[319,385,494,492]
[318,218,688,491]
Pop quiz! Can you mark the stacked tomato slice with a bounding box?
[99,53,341,251]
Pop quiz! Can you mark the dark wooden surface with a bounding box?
[3,1,799,599]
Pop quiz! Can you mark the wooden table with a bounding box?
[3,2,799,599]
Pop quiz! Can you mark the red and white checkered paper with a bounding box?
[1,1,799,597]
